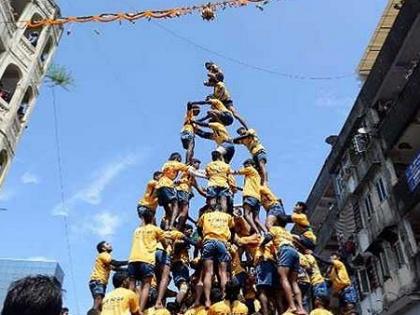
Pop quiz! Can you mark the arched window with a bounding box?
[0,64,22,104]
[17,87,33,121]
[24,14,44,47]
[40,37,53,64]
[0,150,8,179]
[10,0,31,22]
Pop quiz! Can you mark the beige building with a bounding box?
[0,0,62,187]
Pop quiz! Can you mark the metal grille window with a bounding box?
[367,258,380,290]
[356,268,370,297]
[378,251,391,281]
[353,201,364,231]
[375,177,388,202]
[364,194,374,219]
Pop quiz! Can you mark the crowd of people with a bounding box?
[86,63,359,315]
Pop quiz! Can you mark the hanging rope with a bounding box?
[25,0,270,28]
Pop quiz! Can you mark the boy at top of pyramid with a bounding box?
[204,62,248,129]
[192,116,235,164]
[181,102,200,164]
[233,126,268,186]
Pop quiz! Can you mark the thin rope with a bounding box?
[153,22,355,81]
[51,88,81,315]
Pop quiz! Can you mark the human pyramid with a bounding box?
[88,63,358,315]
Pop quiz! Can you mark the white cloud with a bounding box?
[87,211,122,238]
[315,91,354,113]
[51,153,140,216]
[27,256,54,262]
[0,188,15,202]
[21,172,40,184]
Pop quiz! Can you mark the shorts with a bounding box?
[243,196,260,214]
[339,285,357,306]
[219,111,234,126]
[172,262,190,287]
[267,203,285,218]
[137,205,152,219]
[233,271,247,289]
[128,262,154,281]
[277,245,299,272]
[155,249,171,268]
[299,282,311,296]
[253,150,267,164]
[180,130,194,150]
[202,239,231,263]
[157,187,177,206]
[313,282,328,299]
[217,142,235,163]
[222,99,234,110]
[177,190,192,205]
[206,186,229,199]
[89,280,106,298]
[298,235,316,250]
[256,261,280,289]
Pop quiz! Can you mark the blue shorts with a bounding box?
[180,131,194,149]
[256,261,280,289]
[155,249,171,268]
[312,282,328,299]
[267,203,285,218]
[253,150,267,164]
[89,280,106,298]
[128,262,154,281]
[157,187,177,206]
[233,271,247,289]
[277,245,299,272]
[137,205,152,219]
[177,190,192,205]
[218,142,235,163]
[206,186,229,199]
[219,111,234,126]
[202,239,231,263]
[172,262,190,287]
[243,196,260,214]
[339,285,357,306]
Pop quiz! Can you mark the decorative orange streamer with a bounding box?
[25,0,270,28]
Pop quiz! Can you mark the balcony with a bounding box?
[394,175,420,217]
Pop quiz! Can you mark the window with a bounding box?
[0,64,22,104]
[375,177,388,202]
[357,268,370,297]
[353,201,364,231]
[367,258,380,290]
[392,240,405,268]
[378,250,391,280]
[364,194,374,219]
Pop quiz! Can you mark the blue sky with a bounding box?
[0,0,387,313]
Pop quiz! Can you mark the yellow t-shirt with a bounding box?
[209,98,229,112]
[208,122,230,145]
[269,226,295,248]
[242,235,275,264]
[144,307,171,315]
[260,185,279,210]
[128,224,165,264]
[197,211,234,242]
[298,253,310,284]
[238,166,261,201]
[185,306,208,315]
[138,180,158,211]
[158,161,189,188]
[176,171,193,193]
[310,308,334,315]
[237,129,265,155]
[182,109,195,133]
[230,245,245,276]
[329,259,351,293]
[292,213,317,243]
[101,287,139,315]
[305,254,325,285]
[90,252,112,284]
[208,300,230,315]
[206,160,231,188]
[213,81,231,102]
[231,300,248,315]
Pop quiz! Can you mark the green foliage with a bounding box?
[46,64,74,90]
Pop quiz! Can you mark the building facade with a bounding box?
[306,0,420,314]
[0,258,64,307]
[0,0,62,187]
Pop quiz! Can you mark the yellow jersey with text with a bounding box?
[208,122,230,145]
[213,82,231,102]
[197,211,234,242]
[260,185,280,210]
[206,160,231,188]
[90,252,112,284]
[138,180,158,210]
[269,226,295,248]
[238,166,261,201]
[101,287,139,315]
[305,254,325,285]
[158,161,189,188]
[292,213,317,243]
[129,224,165,264]
[329,259,351,293]
[237,129,265,155]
